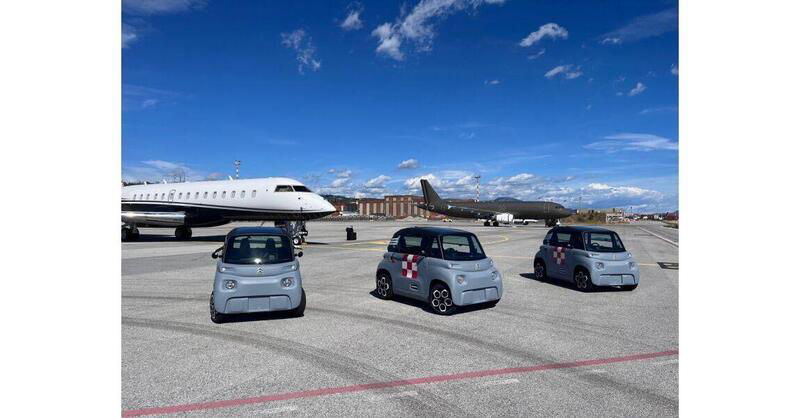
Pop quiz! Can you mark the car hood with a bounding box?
[586,251,633,262]
[445,257,494,272]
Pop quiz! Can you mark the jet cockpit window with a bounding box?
[275,185,293,192]
[293,185,312,192]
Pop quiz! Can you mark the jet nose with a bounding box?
[323,199,336,213]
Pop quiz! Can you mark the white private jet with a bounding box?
[121,177,335,242]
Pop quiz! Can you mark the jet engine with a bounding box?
[495,213,515,224]
[122,211,186,227]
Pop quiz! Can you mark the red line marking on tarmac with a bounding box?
[122,349,678,417]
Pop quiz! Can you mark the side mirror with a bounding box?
[211,246,224,259]
[295,251,303,258]
[542,239,548,245]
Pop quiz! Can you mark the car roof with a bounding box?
[552,225,616,233]
[394,226,475,236]
[227,226,288,236]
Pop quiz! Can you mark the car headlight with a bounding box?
[456,275,466,285]
[281,277,294,288]
[491,270,498,280]
[218,265,235,273]
[594,262,605,270]
[223,280,236,289]
[628,261,637,270]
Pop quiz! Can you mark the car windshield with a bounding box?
[441,234,486,261]
[223,234,293,265]
[583,231,626,253]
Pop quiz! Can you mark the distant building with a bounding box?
[664,211,679,221]
[357,195,432,218]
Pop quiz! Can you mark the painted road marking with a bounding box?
[637,227,679,247]
[122,350,678,416]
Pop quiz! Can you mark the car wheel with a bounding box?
[121,228,131,242]
[209,294,226,324]
[375,272,394,300]
[621,284,638,291]
[574,269,596,292]
[290,290,306,317]
[533,259,547,281]
[429,283,456,315]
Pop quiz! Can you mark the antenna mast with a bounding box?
[234,160,241,179]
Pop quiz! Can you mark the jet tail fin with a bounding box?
[420,179,442,205]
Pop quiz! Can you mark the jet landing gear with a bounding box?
[483,220,500,227]
[545,219,558,227]
[175,226,193,240]
[121,225,140,242]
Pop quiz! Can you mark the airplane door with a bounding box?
[168,189,176,202]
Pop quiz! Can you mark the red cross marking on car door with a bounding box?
[553,247,567,265]
[401,254,421,280]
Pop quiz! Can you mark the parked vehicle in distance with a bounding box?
[533,226,639,291]
[375,227,503,315]
[209,227,305,323]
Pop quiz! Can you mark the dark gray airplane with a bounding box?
[418,179,574,227]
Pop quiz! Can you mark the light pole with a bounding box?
[474,175,481,202]
[234,160,241,179]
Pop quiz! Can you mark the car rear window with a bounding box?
[441,234,485,261]
[224,235,293,264]
[583,232,626,253]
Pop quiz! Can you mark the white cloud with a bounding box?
[485,79,500,85]
[628,81,646,96]
[404,173,440,189]
[123,84,178,111]
[527,49,546,60]
[364,175,391,188]
[585,133,678,152]
[544,64,582,80]
[141,99,158,108]
[122,160,206,182]
[122,0,206,15]
[519,23,568,47]
[671,63,679,76]
[336,169,353,178]
[331,178,350,188]
[122,23,138,48]
[341,7,364,31]
[397,158,419,169]
[371,0,505,61]
[281,29,321,74]
[599,8,677,45]
[600,37,621,45]
[639,106,677,115]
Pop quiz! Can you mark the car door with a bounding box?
[548,230,573,280]
[392,233,426,298]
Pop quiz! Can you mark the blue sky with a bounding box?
[122,0,678,212]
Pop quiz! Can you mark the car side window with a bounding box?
[421,236,442,258]
[388,233,400,252]
[397,235,424,255]
[543,231,553,244]
[553,232,572,247]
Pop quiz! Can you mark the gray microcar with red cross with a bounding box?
[533,226,639,291]
[375,227,503,315]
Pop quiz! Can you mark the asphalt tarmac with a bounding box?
[122,220,679,417]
